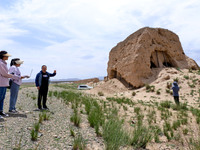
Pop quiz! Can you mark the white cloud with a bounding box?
[0,0,199,79]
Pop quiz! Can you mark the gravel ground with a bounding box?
[0,85,105,150]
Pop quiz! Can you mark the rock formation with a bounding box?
[107,27,199,88]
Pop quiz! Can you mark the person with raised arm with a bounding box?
[35,65,56,110]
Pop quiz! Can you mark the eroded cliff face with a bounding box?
[107,27,199,88]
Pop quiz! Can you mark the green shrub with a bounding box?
[98,91,104,96]
[134,107,141,115]
[31,128,38,141]
[172,120,181,130]
[149,125,162,143]
[163,122,172,141]
[166,89,173,95]
[180,118,188,125]
[183,128,189,135]
[70,109,81,127]
[188,82,196,88]
[145,84,155,92]
[106,97,134,105]
[132,92,136,96]
[160,101,171,109]
[184,75,189,80]
[102,117,129,150]
[131,124,153,149]
[88,106,104,128]
[48,91,53,97]
[156,89,161,95]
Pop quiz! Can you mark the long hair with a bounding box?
[10,58,20,66]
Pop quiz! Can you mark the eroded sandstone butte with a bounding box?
[107,27,199,88]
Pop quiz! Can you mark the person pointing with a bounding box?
[35,65,56,110]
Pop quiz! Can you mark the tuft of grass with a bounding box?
[166,89,173,95]
[173,77,179,83]
[188,82,196,88]
[98,91,104,96]
[31,128,38,141]
[172,120,181,130]
[42,111,50,121]
[31,123,40,141]
[106,97,134,105]
[166,82,172,89]
[183,128,189,135]
[34,122,40,132]
[70,109,81,127]
[72,134,87,150]
[132,91,136,96]
[102,117,129,150]
[184,75,189,80]
[131,124,153,149]
[160,101,171,109]
[88,105,104,136]
[163,121,172,141]
[134,107,141,115]
[39,113,43,124]
[156,89,161,95]
[145,84,155,92]
[70,128,75,137]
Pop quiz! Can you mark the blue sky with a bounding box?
[0,0,199,79]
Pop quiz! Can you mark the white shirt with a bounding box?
[9,66,22,85]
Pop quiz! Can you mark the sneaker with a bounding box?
[0,112,9,117]
[0,115,3,119]
[43,107,49,110]
[9,110,18,113]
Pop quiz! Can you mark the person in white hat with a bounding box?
[0,51,21,118]
[8,58,30,113]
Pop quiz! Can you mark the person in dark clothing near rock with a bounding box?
[35,65,56,110]
[172,81,180,105]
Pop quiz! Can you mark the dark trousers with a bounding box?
[174,96,179,105]
[38,87,48,109]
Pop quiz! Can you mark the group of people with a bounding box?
[0,50,56,119]
[0,50,180,119]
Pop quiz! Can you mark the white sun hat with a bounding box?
[15,60,24,64]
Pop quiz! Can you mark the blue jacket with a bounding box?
[35,71,56,87]
[172,82,179,96]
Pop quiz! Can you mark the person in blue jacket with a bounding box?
[35,65,56,110]
[172,81,180,105]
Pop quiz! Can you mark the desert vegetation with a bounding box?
[0,69,200,149]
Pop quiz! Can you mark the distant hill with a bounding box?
[22,76,105,83]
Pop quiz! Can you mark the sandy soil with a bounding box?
[0,68,200,150]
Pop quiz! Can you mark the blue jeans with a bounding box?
[9,82,20,111]
[0,87,7,112]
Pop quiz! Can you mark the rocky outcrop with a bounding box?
[107,27,199,88]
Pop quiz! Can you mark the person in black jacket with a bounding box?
[35,65,56,110]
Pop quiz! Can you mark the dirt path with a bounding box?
[0,86,104,150]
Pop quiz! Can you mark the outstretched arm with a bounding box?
[49,70,56,77]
